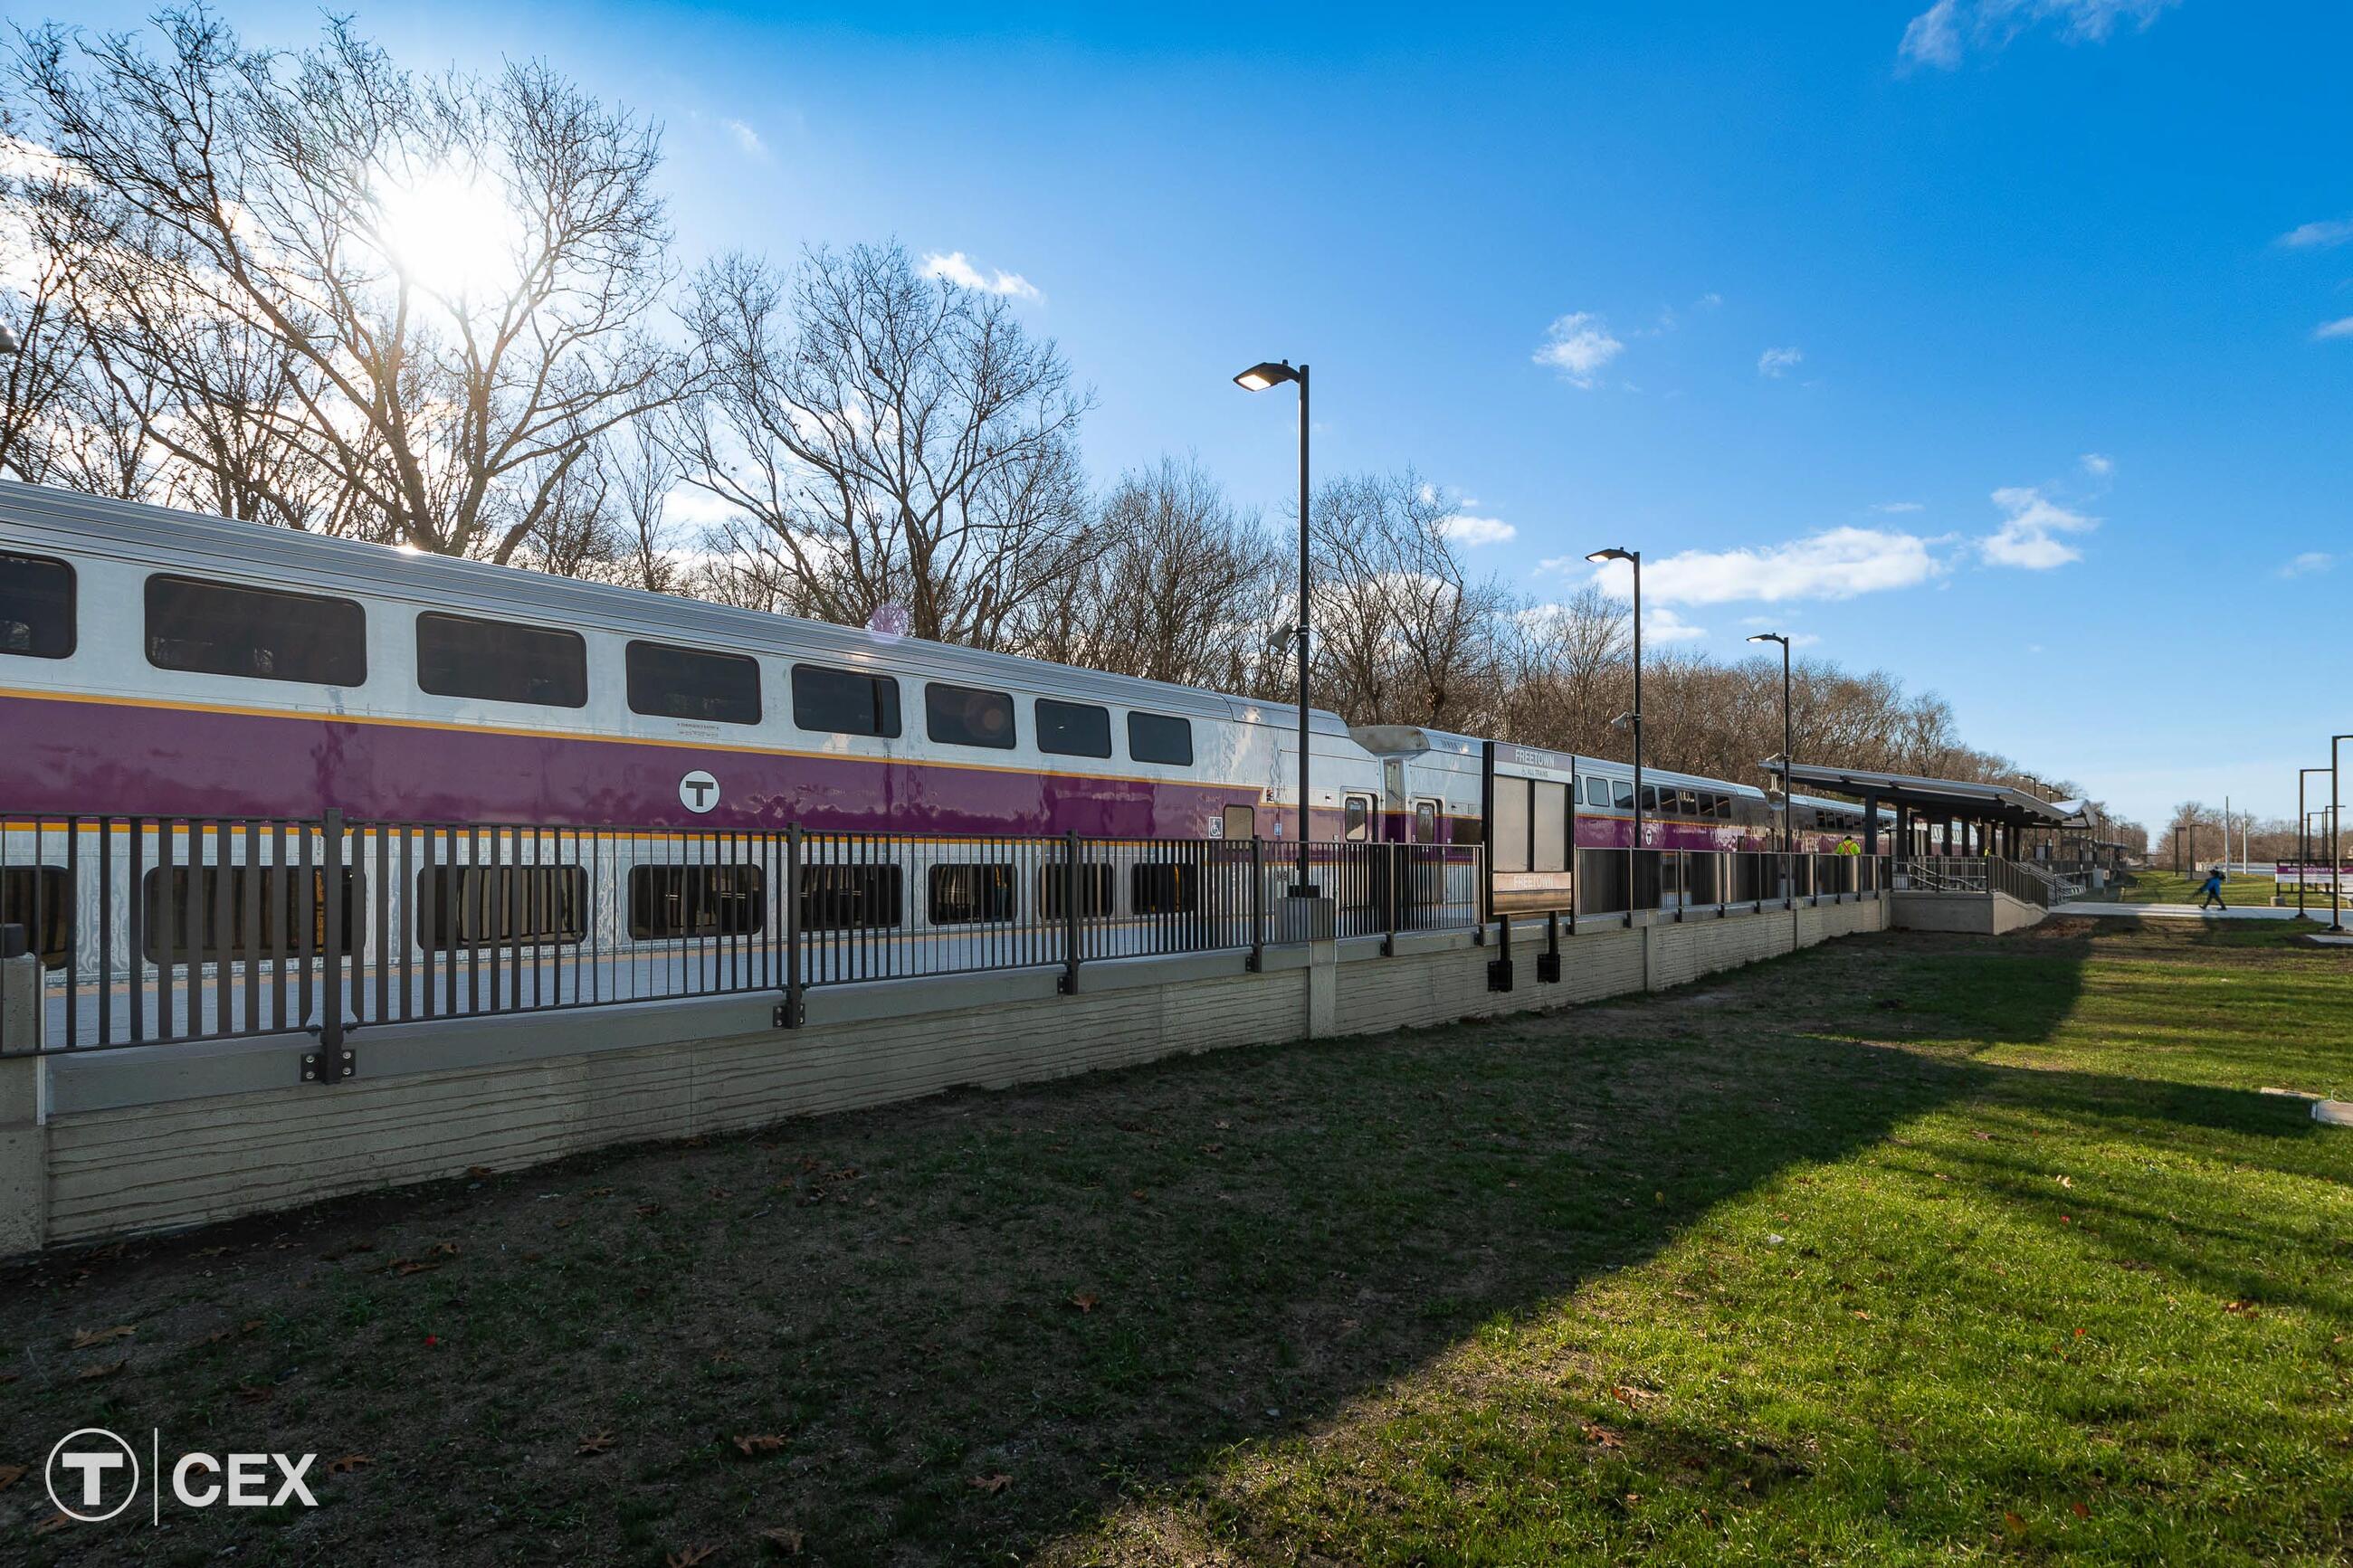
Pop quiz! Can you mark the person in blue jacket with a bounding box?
[2197,866,2227,911]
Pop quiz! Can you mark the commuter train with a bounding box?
[0,481,1887,987]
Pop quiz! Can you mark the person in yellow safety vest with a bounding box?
[1834,835,1862,855]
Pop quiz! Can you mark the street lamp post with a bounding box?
[2300,766,2331,919]
[1748,632,1792,903]
[1234,359,1313,894]
[2334,734,2351,933]
[1586,547,1643,914]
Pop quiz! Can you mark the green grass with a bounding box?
[4,919,2350,1565]
[2109,868,2285,907]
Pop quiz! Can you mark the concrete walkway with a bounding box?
[2065,900,2348,925]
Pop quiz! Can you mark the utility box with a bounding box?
[1278,893,1335,945]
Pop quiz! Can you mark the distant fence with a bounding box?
[0,813,1481,1055]
[1893,856,2072,908]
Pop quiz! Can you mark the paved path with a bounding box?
[2066,900,2348,924]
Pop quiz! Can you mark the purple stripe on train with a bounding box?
[0,694,1321,837]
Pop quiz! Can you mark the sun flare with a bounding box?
[375,168,521,298]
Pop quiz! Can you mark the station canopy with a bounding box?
[1766,763,2074,828]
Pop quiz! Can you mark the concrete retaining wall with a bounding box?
[6,895,1891,1250]
[1891,889,2045,935]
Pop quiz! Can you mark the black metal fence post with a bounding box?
[1487,912,1514,992]
[1538,908,1561,984]
[302,808,354,1085]
[1060,830,1081,995]
[777,822,804,1028]
[1247,834,1265,971]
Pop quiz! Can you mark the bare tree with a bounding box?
[1018,455,1283,689]
[13,7,687,557]
[1307,470,1511,729]
[674,242,1093,649]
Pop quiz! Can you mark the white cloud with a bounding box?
[2279,218,2353,250]
[1694,291,1724,310]
[1574,527,1945,606]
[1440,513,1517,546]
[723,119,767,158]
[1900,0,2178,71]
[1979,485,2097,569]
[1646,607,1710,643]
[2079,451,2113,477]
[2281,551,2337,578]
[1533,312,1624,387]
[1758,346,1804,378]
[2315,317,2353,341]
[1872,500,1925,514]
[1786,632,1824,649]
[920,251,1042,301]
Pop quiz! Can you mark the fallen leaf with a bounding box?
[70,1325,136,1349]
[969,1472,1012,1495]
[1580,1422,1624,1449]
[2224,1299,2257,1316]
[2057,1175,2074,1189]
[636,1203,662,1218]
[1853,1309,1872,1320]
[2071,1500,2091,1519]
[731,1434,786,1457]
[233,1383,273,1404]
[576,1430,615,1456]
[76,1358,127,1382]
[429,1240,460,1257]
[1068,1292,1100,1314]
[466,1165,495,1178]
[760,1526,805,1554]
[33,1512,73,1535]
[586,1187,614,1197]
[665,1548,719,1567]
[2003,1509,2027,1536]
[241,1319,263,1334]
[394,1260,440,1277]
[1128,1189,1148,1202]
[0,1463,25,1492]
[326,1453,372,1474]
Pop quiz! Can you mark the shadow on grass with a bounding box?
[0,924,2332,1565]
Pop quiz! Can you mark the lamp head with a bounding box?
[1585,546,1636,565]
[1234,360,1300,392]
[1746,632,1788,647]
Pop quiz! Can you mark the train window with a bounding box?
[1223,804,1257,840]
[415,866,587,950]
[1035,698,1112,758]
[1128,711,1194,766]
[925,682,1016,749]
[1039,860,1115,919]
[1639,784,1660,812]
[1582,777,1610,808]
[1455,813,1484,848]
[141,866,366,965]
[0,552,74,660]
[416,613,588,708]
[1676,789,1699,816]
[1612,779,1635,810]
[791,662,900,738]
[1716,794,1735,820]
[628,641,761,726]
[1,866,69,968]
[798,863,903,930]
[1343,794,1373,842]
[1415,801,1438,843]
[627,864,765,939]
[146,575,366,686]
[929,864,1015,925]
[1131,863,1200,915]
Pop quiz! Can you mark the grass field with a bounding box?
[2108,868,2286,908]
[5,918,2350,1565]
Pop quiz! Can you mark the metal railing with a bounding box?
[1893,856,2058,908]
[0,813,1482,1055]
[1541,848,1888,923]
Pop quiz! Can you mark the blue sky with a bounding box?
[56,0,2353,832]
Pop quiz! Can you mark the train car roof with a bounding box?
[1348,725,1768,800]
[0,480,1355,736]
